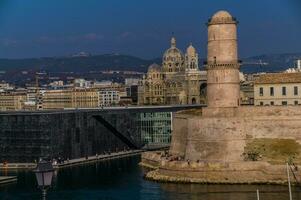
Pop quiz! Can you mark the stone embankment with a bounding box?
[141,152,301,185]
[139,151,162,169]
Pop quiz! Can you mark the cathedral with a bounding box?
[138,37,206,105]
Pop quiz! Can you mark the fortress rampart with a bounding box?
[142,106,301,184]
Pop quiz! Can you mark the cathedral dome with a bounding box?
[163,37,184,62]
[148,63,161,72]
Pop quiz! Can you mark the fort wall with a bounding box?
[140,106,301,183]
[171,106,301,162]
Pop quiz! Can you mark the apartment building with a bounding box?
[254,72,301,106]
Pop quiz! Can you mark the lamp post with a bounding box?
[33,160,54,200]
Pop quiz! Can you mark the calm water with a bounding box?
[0,155,300,200]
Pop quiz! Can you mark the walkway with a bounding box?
[0,150,143,170]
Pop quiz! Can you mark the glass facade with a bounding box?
[137,112,172,145]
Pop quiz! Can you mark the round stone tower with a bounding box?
[206,10,240,107]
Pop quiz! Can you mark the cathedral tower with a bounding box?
[206,10,240,107]
[185,43,198,71]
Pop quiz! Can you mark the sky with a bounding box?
[0,0,300,59]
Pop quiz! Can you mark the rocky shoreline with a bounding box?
[141,152,300,185]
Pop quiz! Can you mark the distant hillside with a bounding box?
[0,54,161,73]
[0,53,300,74]
[241,53,301,73]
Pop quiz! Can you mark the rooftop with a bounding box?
[255,72,301,84]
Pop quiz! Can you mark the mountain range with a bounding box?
[0,53,300,74]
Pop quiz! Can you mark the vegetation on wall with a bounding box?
[243,138,301,164]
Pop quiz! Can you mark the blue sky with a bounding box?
[0,0,300,59]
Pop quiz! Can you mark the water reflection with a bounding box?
[160,183,301,200]
[0,155,300,200]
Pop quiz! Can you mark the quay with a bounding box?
[0,150,143,170]
[0,176,17,185]
[57,150,143,168]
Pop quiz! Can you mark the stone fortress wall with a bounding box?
[143,106,301,184]
[171,106,301,162]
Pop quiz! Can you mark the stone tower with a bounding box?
[185,43,198,71]
[206,10,240,107]
[185,44,201,104]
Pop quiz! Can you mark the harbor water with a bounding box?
[0,155,300,200]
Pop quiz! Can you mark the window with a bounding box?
[260,102,263,106]
[295,101,298,105]
[294,86,298,96]
[282,87,286,96]
[282,101,287,105]
[259,87,263,96]
[270,101,274,106]
[270,87,274,96]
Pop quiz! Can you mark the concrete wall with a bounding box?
[0,106,200,163]
[0,112,135,163]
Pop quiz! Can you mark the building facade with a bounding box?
[72,89,99,108]
[138,112,172,144]
[40,89,73,110]
[138,38,207,105]
[40,89,99,110]
[254,72,301,106]
[98,90,120,107]
[0,93,27,111]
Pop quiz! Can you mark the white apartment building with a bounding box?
[98,90,120,107]
[254,72,301,106]
[74,79,91,88]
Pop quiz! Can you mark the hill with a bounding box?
[241,53,301,73]
[0,53,300,74]
[0,54,160,73]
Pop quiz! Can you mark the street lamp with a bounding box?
[33,160,54,200]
